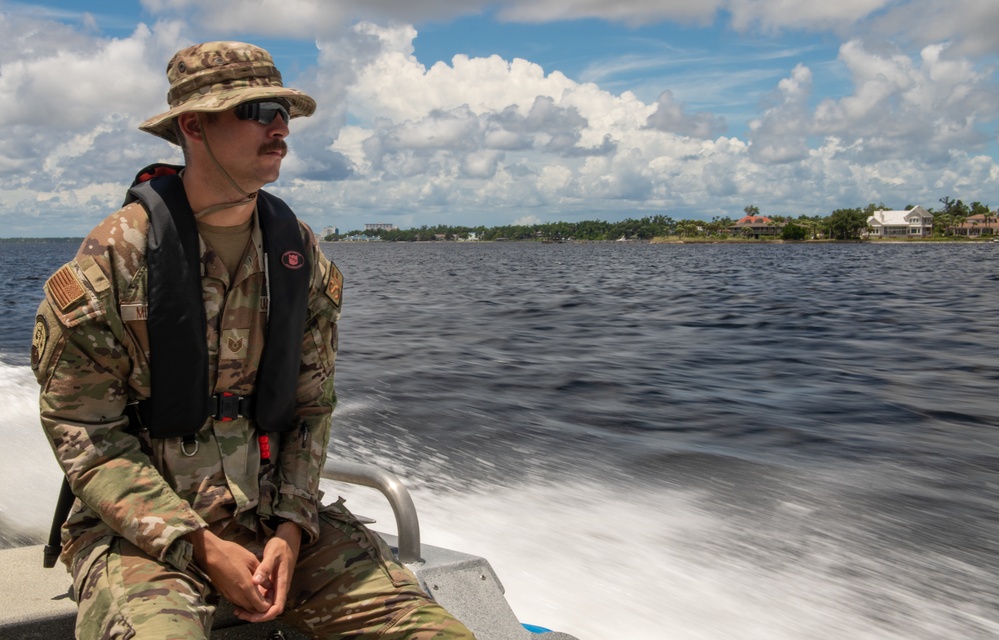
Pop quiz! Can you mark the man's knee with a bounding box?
[284,504,473,638]
[73,537,213,640]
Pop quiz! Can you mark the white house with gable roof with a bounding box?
[866,206,933,238]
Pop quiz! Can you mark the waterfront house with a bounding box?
[730,215,781,238]
[949,212,999,236]
[865,206,933,238]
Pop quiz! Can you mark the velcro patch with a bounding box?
[47,264,86,312]
[326,264,343,307]
[82,262,111,293]
[121,304,148,322]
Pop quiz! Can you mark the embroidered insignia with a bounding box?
[31,315,48,370]
[221,329,249,359]
[47,264,86,311]
[326,264,343,307]
[282,251,305,269]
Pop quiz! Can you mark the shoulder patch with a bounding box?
[31,315,48,370]
[326,264,343,307]
[46,264,86,312]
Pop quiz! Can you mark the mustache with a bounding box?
[259,140,288,157]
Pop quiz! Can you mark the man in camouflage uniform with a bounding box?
[32,41,474,639]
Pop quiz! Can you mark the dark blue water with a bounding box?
[1,239,997,639]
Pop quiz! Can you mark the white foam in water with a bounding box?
[0,361,65,543]
[323,470,997,640]
[319,479,689,640]
[3,359,993,639]
[323,477,770,640]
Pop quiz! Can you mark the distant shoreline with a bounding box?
[648,237,998,244]
[0,237,82,243]
[3,236,995,245]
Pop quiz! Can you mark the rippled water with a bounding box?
[1,239,997,639]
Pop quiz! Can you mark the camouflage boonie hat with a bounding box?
[140,41,316,145]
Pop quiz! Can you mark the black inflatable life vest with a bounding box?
[123,164,310,438]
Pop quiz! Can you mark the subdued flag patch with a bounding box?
[47,264,86,311]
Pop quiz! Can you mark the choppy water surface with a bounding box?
[1,239,997,639]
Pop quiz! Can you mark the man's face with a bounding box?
[203,99,291,188]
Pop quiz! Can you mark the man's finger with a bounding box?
[225,582,271,613]
[254,573,273,590]
[233,601,284,624]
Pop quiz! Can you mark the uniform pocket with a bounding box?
[308,316,335,373]
[319,499,419,589]
[71,536,113,606]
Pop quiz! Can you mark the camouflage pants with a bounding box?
[71,502,475,639]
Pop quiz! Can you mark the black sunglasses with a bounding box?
[234,100,291,125]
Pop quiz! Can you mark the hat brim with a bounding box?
[139,87,316,145]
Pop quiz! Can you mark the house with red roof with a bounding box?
[730,215,782,238]
[949,212,999,236]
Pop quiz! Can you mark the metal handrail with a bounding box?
[321,460,422,564]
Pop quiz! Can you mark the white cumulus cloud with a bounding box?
[0,4,997,235]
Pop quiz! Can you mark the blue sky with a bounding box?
[417,14,848,126]
[1,0,998,235]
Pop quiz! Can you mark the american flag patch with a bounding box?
[47,264,86,311]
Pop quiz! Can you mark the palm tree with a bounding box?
[985,210,996,236]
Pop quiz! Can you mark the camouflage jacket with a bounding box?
[32,197,343,570]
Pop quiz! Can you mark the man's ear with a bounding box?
[177,112,203,142]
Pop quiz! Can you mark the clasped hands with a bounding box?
[186,521,302,623]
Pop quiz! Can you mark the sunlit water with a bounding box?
[1,239,997,639]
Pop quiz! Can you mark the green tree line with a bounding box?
[328,197,992,242]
